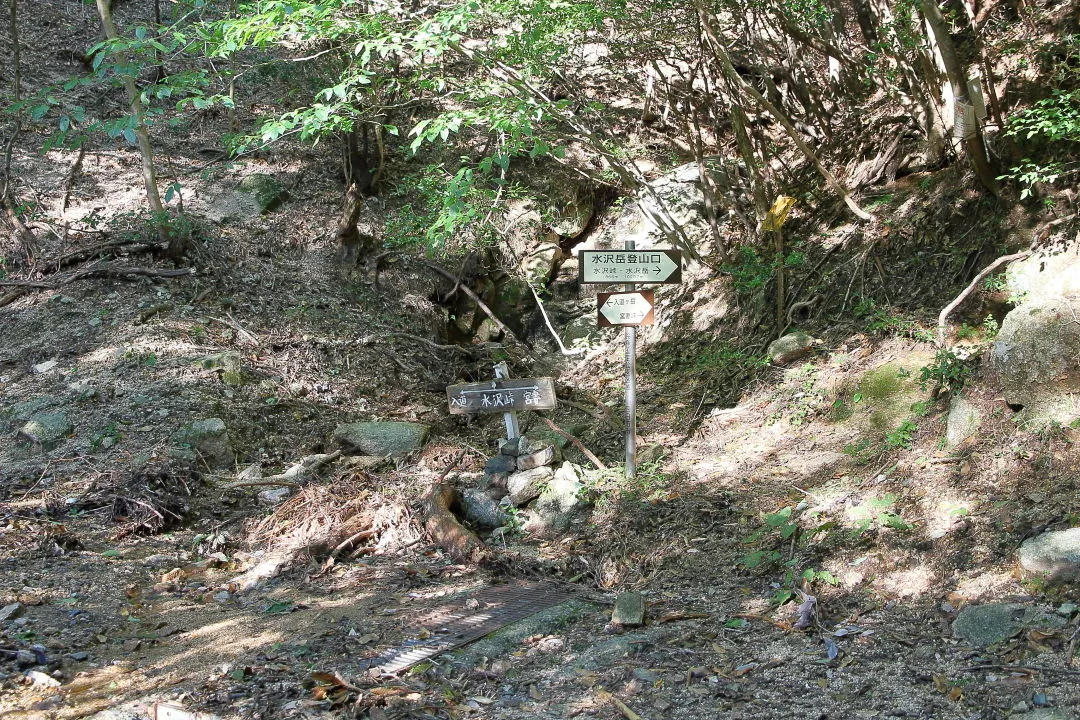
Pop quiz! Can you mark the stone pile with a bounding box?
[467,434,591,536]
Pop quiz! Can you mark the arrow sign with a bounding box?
[579,249,682,284]
[598,290,655,327]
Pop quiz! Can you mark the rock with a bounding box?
[26,669,60,688]
[1019,528,1080,580]
[945,395,983,448]
[482,470,509,499]
[507,466,554,506]
[334,421,429,457]
[32,359,58,374]
[199,351,245,386]
[548,184,594,238]
[458,488,511,529]
[991,297,1080,424]
[238,173,287,213]
[486,454,517,474]
[768,332,817,366]
[592,158,745,251]
[257,487,292,505]
[172,418,233,468]
[953,603,1066,647]
[517,444,558,471]
[19,412,74,449]
[611,592,646,627]
[339,455,389,472]
[203,187,263,224]
[499,436,534,457]
[16,649,37,667]
[524,462,589,533]
[561,315,599,349]
[1012,710,1075,720]
[68,651,89,661]
[236,464,262,482]
[0,602,25,622]
[4,397,59,422]
[1006,246,1080,306]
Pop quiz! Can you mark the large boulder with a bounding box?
[1006,245,1080,305]
[990,297,1080,423]
[1019,528,1080,580]
[591,158,746,253]
[768,332,817,366]
[334,421,429,457]
[238,173,287,213]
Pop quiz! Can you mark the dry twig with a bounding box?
[536,414,608,470]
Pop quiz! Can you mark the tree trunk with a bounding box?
[696,2,873,221]
[918,0,1000,195]
[94,0,182,257]
[9,0,19,106]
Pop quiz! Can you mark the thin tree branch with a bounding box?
[936,251,1031,346]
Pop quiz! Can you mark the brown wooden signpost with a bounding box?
[446,377,557,415]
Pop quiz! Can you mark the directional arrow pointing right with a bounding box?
[652,252,680,281]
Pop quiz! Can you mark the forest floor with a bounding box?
[3,185,1079,720]
[3,2,1080,720]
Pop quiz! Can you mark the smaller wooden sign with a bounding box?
[446,377,557,415]
[598,290,655,327]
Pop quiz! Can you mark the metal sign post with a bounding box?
[624,240,637,480]
[578,246,682,480]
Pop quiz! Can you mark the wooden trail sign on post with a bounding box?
[446,377,557,415]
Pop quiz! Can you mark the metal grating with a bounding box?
[367,581,573,675]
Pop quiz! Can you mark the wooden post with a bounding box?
[493,362,520,440]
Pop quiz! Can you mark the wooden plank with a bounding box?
[446,377,557,415]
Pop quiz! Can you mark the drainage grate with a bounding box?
[367,581,573,674]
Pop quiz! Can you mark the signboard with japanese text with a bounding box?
[578,249,682,284]
[446,378,557,415]
[597,290,655,327]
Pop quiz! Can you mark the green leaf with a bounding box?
[122,128,137,145]
[101,549,121,558]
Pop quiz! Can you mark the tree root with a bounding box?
[535,414,608,470]
[422,483,488,563]
[936,251,1031,346]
